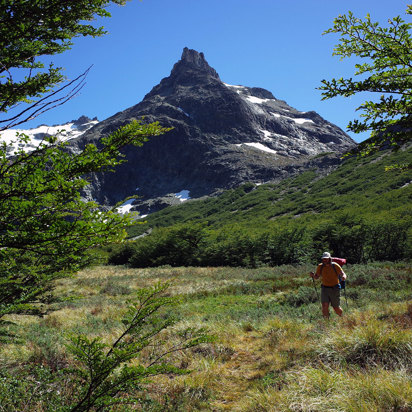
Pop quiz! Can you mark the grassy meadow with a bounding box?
[1,262,411,411]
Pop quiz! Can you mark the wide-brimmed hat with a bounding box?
[322,252,331,259]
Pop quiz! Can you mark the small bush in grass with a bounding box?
[284,286,318,307]
[242,321,255,332]
[190,343,235,362]
[318,319,412,370]
[261,370,288,390]
[99,279,132,296]
[107,243,137,265]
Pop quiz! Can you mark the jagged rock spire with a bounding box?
[170,47,220,80]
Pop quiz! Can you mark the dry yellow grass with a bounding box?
[1,265,411,411]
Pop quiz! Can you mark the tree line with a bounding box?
[108,214,411,268]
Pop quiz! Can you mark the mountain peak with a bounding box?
[171,47,220,79]
[78,48,356,210]
[181,47,205,64]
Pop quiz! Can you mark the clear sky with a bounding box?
[17,0,409,143]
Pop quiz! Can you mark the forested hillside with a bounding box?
[109,147,412,267]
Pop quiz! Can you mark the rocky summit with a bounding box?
[72,48,356,214]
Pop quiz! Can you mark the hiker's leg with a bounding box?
[320,287,330,318]
[330,288,342,316]
[332,306,343,316]
[321,302,330,318]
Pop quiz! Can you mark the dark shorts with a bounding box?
[321,284,341,308]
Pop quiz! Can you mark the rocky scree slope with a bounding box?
[71,48,356,214]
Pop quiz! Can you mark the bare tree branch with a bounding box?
[0,66,92,131]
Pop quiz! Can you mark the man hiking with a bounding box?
[310,252,347,318]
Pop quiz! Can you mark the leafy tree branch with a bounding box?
[0,120,171,328]
[319,6,412,164]
[66,282,211,411]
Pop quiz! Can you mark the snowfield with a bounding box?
[0,118,99,156]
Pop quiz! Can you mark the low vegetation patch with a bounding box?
[0,263,410,410]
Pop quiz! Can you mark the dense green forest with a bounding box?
[107,147,412,268]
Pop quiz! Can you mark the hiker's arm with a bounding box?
[310,271,320,279]
[340,270,347,281]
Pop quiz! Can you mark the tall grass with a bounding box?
[318,318,412,370]
[246,367,412,412]
[0,263,411,410]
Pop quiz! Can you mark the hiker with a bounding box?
[310,252,347,318]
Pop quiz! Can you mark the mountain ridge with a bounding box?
[69,48,356,214]
[2,48,357,214]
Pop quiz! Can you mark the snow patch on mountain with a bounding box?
[246,96,272,105]
[116,198,136,214]
[175,190,190,202]
[260,129,273,140]
[177,107,190,117]
[223,83,245,90]
[0,116,98,156]
[236,142,277,155]
[293,118,314,125]
[270,112,314,125]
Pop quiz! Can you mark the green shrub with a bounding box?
[366,220,411,261]
[107,243,137,265]
[260,228,312,266]
[318,320,412,370]
[128,224,205,267]
[284,286,318,307]
[202,226,259,267]
[312,214,368,263]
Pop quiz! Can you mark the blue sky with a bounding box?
[18,0,409,143]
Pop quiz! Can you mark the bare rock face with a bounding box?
[71,48,356,213]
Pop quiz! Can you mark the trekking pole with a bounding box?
[311,273,319,301]
[339,276,348,309]
[343,284,348,309]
